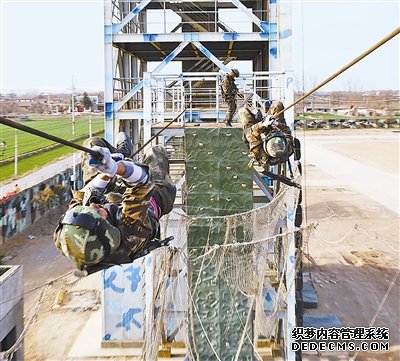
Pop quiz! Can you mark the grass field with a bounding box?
[0,117,104,160]
[0,116,104,182]
[295,113,351,120]
[1,143,83,182]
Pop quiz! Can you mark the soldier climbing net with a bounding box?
[142,180,310,360]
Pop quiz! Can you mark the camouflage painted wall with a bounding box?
[0,165,82,246]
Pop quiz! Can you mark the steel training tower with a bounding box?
[104,0,294,144]
[102,1,300,360]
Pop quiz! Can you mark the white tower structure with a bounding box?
[102,1,299,360]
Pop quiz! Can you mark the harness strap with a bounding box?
[149,196,160,219]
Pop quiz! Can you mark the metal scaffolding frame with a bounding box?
[103,0,294,144]
[103,1,297,359]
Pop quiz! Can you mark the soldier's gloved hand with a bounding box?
[89,146,118,177]
[110,153,124,162]
[262,115,276,128]
[247,158,255,168]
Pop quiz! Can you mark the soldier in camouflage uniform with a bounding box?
[221,69,239,127]
[54,134,176,274]
[238,100,294,167]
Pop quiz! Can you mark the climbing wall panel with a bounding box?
[185,128,253,361]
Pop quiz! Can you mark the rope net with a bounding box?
[142,182,307,360]
[0,181,307,361]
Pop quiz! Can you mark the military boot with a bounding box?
[142,145,170,180]
[142,146,176,216]
[116,132,133,158]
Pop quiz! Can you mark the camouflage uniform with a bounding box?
[54,142,176,269]
[238,102,294,166]
[221,73,238,125]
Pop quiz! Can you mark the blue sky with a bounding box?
[0,0,399,94]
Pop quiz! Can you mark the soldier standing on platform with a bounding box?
[221,69,239,127]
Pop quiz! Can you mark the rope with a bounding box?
[311,225,355,245]
[355,224,400,253]
[133,73,227,158]
[186,274,222,361]
[233,296,256,361]
[350,269,400,361]
[276,27,400,118]
[132,107,187,157]
[191,224,314,262]
[0,116,101,159]
[0,270,79,306]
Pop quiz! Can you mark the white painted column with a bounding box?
[143,72,152,147]
[156,78,165,123]
[104,0,114,144]
[285,201,296,361]
[102,261,147,342]
[286,72,295,131]
[180,79,185,123]
[216,75,220,123]
[285,72,296,360]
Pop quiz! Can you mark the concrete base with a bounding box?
[67,309,186,360]
[303,314,342,329]
[302,277,318,309]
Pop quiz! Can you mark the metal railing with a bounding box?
[114,71,291,124]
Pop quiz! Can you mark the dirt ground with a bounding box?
[299,129,399,361]
[1,128,399,361]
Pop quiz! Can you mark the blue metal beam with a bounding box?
[113,0,152,34]
[151,41,189,74]
[114,31,276,43]
[191,41,230,73]
[116,41,189,111]
[230,0,269,32]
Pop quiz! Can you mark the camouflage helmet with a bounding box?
[231,68,240,77]
[263,131,290,165]
[267,101,285,121]
[54,205,121,270]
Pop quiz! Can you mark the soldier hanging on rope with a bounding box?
[53,132,176,275]
[238,100,295,167]
[220,68,240,127]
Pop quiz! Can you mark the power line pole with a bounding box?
[71,77,76,136]
[71,76,77,191]
[89,114,92,137]
[14,129,18,177]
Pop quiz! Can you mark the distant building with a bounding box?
[15,99,34,114]
[0,91,104,115]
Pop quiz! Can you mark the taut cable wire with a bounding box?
[276,27,400,118]
[0,116,101,159]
